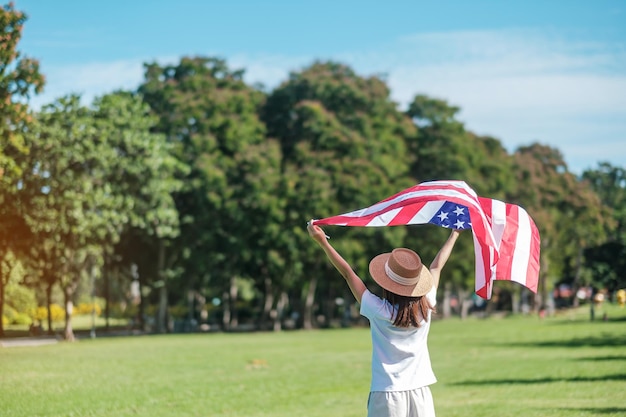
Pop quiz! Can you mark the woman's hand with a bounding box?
[307,223,328,244]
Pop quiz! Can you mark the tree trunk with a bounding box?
[221,276,239,330]
[485,288,497,317]
[259,278,274,330]
[511,286,520,314]
[187,289,195,323]
[137,277,146,331]
[536,255,550,313]
[63,288,75,341]
[535,240,550,313]
[303,275,317,329]
[273,291,288,332]
[222,290,230,330]
[0,260,6,338]
[459,289,472,320]
[323,286,337,325]
[571,244,584,308]
[46,281,53,335]
[104,266,110,331]
[156,241,168,333]
[519,288,531,314]
[229,276,238,328]
[442,282,452,319]
[157,284,168,333]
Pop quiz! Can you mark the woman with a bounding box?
[308,223,460,417]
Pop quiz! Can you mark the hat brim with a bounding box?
[369,252,433,297]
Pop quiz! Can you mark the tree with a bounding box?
[582,163,626,293]
[139,57,283,331]
[557,175,610,306]
[90,91,187,332]
[0,2,44,181]
[264,61,416,328]
[582,163,626,241]
[407,95,515,195]
[0,2,44,337]
[20,95,143,340]
[406,95,466,181]
[510,144,611,311]
[1,251,36,329]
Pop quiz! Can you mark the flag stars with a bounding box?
[453,206,465,216]
[429,202,471,230]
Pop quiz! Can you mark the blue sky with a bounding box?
[15,0,626,173]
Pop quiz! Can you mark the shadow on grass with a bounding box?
[451,373,626,386]
[577,355,626,362]
[606,315,626,323]
[558,407,626,415]
[549,315,626,324]
[501,333,626,348]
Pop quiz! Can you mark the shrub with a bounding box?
[168,305,189,319]
[31,304,65,323]
[13,312,32,325]
[108,302,138,319]
[75,302,102,316]
[5,284,37,315]
[3,305,18,322]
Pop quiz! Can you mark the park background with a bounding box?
[1,2,625,415]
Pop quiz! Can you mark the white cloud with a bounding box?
[31,60,143,108]
[30,56,180,109]
[361,29,626,172]
[31,54,304,107]
[229,53,311,90]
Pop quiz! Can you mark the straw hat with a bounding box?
[368,248,433,297]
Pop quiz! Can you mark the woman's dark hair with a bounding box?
[383,289,435,328]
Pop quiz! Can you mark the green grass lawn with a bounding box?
[1,304,625,417]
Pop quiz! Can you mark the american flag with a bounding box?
[311,180,540,299]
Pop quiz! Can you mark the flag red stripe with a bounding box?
[388,203,428,226]
[526,216,541,292]
[496,203,519,282]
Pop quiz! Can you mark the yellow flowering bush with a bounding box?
[31,304,65,323]
[75,302,102,316]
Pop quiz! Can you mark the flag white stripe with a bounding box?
[408,201,445,223]
[510,208,532,286]
[339,187,484,219]
[490,199,507,250]
[367,207,403,226]
[421,180,479,197]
